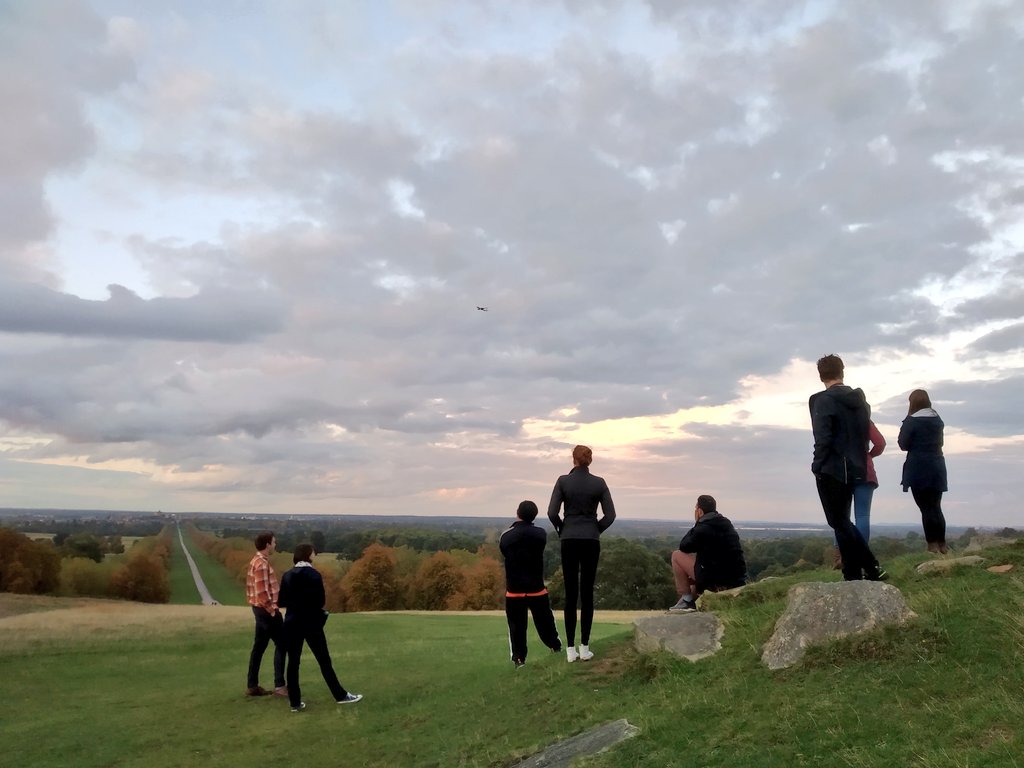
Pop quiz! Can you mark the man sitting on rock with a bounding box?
[669,495,748,611]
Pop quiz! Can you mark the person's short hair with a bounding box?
[293,543,314,564]
[254,531,275,551]
[572,445,593,467]
[696,495,717,515]
[516,500,539,522]
[908,388,932,414]
[816,354,844,382]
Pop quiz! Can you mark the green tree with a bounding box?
[311,530,327,554]
[60,557,112,597]
[60,533,105,563]
[549,537,675,610]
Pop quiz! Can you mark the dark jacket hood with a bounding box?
[823,385,868,410]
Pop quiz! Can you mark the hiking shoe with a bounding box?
[290,702,306,712]
[272,686,288,697]
[867,566,890,582]
[245,686,272,697]
[578,645,594,661]
[669,596,696,612]
[566,647,579,663]
[337,693,363,705]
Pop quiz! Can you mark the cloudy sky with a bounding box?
[2,0,1023,527]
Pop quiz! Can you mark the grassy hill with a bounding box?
[1,543,1022,768]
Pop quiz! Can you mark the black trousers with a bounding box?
[561,539,601,645]
[285,618,348,707]
[247,607,285,689]
[816,474,880,581]
[912,487,946,544]
[506,594,561,663]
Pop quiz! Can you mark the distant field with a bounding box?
[2,544,1023,768]
[21,532,56,541]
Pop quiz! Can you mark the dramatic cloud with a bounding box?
[0,280,286,341]
[1,0,1022,526]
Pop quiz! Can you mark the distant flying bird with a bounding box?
[476,306,488,311]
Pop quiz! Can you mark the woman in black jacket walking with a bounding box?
[278,543,362,711]
[547,445,615,663]
[898,389,949,554]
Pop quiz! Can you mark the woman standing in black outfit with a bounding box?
[898,389,949,554]
[547,445,616,663]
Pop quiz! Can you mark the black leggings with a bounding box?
[561,539,601,645]
[912,487,946,544]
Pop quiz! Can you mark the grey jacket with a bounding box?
[547,465,616,540]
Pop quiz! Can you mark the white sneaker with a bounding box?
[566,646,579,663]
[579,644,594,661]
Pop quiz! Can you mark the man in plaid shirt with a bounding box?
[245,531,287,697]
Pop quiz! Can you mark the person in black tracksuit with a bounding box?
[499,500,562,668]
[547,444,615,662]
[278,543,361,711]
[670,495,747,610]
[809,354,887,582]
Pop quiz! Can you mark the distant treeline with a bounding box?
[4,517,1020,611]
[10,517,165,538]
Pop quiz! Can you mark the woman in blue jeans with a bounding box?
[547,445,616,663]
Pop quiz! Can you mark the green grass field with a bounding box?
[2,545,1023,768]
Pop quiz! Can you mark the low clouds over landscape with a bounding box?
[1,1,1022,525]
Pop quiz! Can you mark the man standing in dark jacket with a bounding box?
[278,543,362,711]
[670,495,748,611]
[810,354,888,582]
[499,500,562,668]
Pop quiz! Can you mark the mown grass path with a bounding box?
[174,524,215,605]
[168,526,203,605]
[168,537,202,604]
[179,528,246,606]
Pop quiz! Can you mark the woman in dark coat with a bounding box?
[278,543,362,711]
[547,444,615,663]
[898,389,949,553]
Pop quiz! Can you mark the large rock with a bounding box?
[916,555,985,574]
[761,581,916,670]
[634,612,723,662]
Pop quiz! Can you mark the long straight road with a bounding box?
[175,522,217,605]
